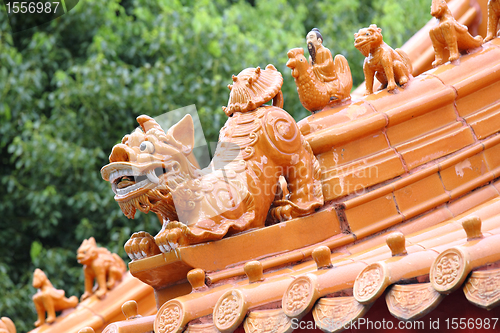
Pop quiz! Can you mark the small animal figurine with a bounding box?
[287,28,352,112]
[32,269,78,327]
[354,24,412,95]
[429,0,483,66]
[0,317,16,333]
[77,237,126,300]
[485,0,500,42]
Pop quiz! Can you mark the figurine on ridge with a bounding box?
[77,237,126,300]
[429,0,483,66]
[486,0,500,42]
[101,65,324,259]
[354,24,413,95]
[32,269,78,327]
[287,28,352,112]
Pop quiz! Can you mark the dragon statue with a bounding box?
[429,0,483,66]
[101,65,324,259]
[354,24,413,95]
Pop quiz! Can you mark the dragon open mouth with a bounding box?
[108,166,167,198]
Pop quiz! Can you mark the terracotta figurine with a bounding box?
[429,0,483,67]
[354,24,413,95]
[101,65,324,259]
[486,0,500,42]
[77,237,126,300]
[32,269,78,327]
[287,28,352,112]
[0,317,15,333]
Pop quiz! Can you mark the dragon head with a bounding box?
[101,115,199,221]
[354,24,383,57]
[286,48,309,78]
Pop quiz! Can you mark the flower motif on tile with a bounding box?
[464,268,500,310]
[214,290,244,330]
[155,302,183,333]
[386,283,444,321]
[244,309,291,333]
[313,297,367,331]
[354,264,383,302]
[433,253,461,286]
[283,276,312,316]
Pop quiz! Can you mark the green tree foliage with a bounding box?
[0,0,430,330]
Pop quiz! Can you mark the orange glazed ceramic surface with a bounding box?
[21,0,500,332]
[77,237,127,301]
[101,65,324,260]
[430,0,483,66]
[354,24,413,95]
[486,0,500,42]
[286,28,352,112]
[31,269,78,327]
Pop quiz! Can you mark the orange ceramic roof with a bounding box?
[141,192,500,333]
[29,273,155,333]
[27,1,500,332]
[110,37,500,333]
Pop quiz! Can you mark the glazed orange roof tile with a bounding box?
[23,0,500,332]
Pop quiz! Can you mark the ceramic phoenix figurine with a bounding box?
[287,28,352,112]
[354,24,413,95]
[77,237,126,300]
[486,0,500,42]
[429,0,483,66]
[101,65,324,259]
[32,269,78,327]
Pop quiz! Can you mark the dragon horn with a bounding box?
[137,115,163,132]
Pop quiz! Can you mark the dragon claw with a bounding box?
[155,223,188,253]
[124,231,161,260]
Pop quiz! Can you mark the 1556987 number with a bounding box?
[6,2,60,14]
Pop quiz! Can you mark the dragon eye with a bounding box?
[140,141,155,154]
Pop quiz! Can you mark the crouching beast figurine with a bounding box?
[32,269,78,327]
[429,0,483,66]
[77,237,126,300]
[101,65,324,259]
[354,24,413,95]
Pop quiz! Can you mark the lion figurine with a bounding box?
[32,269,78,327]
[101,65,324,259]
[486,0,500,42]
[429,0,483,66]
[354,24,412,95]
[77,237,126,300]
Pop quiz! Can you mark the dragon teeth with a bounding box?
[109,168,142,183]
[116,179,150,195]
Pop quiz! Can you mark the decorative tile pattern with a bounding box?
[312,297,369,332]
[464,268,500,310]
[244,309,291,333]
[154,300,184,333]
[386,283,444,320]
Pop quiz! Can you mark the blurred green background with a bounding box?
[0,0,430,330]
